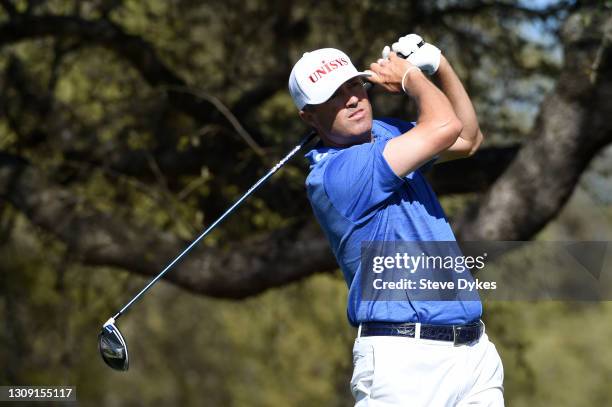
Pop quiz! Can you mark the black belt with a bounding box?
[360,320,484,346]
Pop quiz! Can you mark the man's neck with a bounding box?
[320,132,373,148]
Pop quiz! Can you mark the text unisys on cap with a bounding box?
[288,48,370,110]
[307,56,350,83]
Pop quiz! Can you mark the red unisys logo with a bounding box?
[308,58,349,83]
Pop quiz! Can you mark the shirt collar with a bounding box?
[304,120,390,165]
[304,141,339,165]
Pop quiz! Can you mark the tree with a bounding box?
[1,1,611,405]
[1,0,609,297]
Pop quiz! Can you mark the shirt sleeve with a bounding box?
[323,138,404,222]
[378,118,439,173]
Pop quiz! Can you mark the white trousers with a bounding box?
[350,329,504,407]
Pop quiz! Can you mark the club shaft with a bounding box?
[112,131,316,320]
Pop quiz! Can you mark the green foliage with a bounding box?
[1,0,611,406]
[0,219,354,405]
[3,193,612,406]
[4,222,612,406]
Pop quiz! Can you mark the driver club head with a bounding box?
[98,318,129,371]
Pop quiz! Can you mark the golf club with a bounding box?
[99,130,316,371]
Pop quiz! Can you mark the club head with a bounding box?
[98,318,129,371]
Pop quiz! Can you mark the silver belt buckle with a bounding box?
[396,324,415,337]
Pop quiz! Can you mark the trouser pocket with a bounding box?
[350,340,376,401]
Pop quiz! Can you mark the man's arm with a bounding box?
[368,53,463,177]
[433,55,484,163]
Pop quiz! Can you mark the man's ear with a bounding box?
[299,109,316,129]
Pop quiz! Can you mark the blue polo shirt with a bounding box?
[305,118,482,326]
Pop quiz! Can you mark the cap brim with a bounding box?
[306,71,372,106]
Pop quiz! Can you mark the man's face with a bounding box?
[300,77,373,147]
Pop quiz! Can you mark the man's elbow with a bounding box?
[466,129,484,156]
[434,117,463,150]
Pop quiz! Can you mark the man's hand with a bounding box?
[382,34,441,75]
[367,52,419,94]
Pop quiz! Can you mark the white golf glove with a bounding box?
[382,34,441,75]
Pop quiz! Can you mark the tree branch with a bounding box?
[427,145,519,195]
[0,152,336,298]
[455,6,612,240]
[0,14,264,146]
[434,0,572,21]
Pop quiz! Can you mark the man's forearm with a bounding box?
[434,56,482,146]
[406,68,459,129]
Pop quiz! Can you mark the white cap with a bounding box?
[288,48,370,110]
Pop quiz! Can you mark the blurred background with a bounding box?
[1,0,611,406]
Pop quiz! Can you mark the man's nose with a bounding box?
[345,94,359,108]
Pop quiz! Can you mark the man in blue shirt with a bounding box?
[289,35,504,406]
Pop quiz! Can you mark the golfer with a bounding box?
[289,35,504,406]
